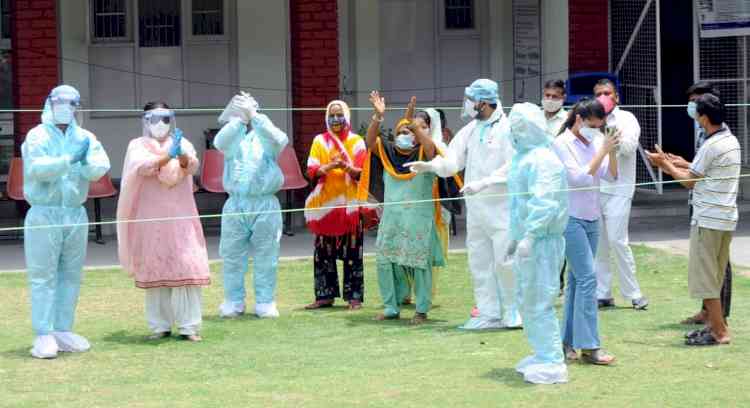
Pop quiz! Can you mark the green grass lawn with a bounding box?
[1,245,749,407]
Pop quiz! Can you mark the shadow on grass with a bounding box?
[101,330,171,346]
[481,368,533,388]
[1,347,89,361]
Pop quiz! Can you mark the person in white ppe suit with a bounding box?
[407,79,521,329]
[593,80,649,310]
[22,85,111,358]
[505,103,569,384]
[214,92,289,319]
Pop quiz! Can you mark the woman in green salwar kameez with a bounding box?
[359,91,448,325]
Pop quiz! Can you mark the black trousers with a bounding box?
[313,229,364,302]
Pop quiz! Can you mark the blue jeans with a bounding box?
[561,217,601,350]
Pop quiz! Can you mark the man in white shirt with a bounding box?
[543,79,568,137]
[647,94,738,346]
[406,79,521,330]
[593,79,649,310]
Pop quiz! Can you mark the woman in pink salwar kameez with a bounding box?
[117,102,210,342]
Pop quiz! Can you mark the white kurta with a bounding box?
[433,109,521,328]
[595,107,643,301]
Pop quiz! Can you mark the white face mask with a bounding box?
[461,99,479,122]
[579,126,601,142]
[149,122,171,140]
[687,101,697,119]
[395,133,416,150]
[52,104,75,125]
[542,98,563,113]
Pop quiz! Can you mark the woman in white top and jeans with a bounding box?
[552,97,620,365]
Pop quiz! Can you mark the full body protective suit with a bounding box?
[506,103,569,384]
[417,79,521,329]
[22,85,110,358]
[214,94,288,318]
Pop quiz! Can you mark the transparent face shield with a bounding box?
[143,108,176,140]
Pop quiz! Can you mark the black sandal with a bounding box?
[146,331,171,340]
[685,331,729,346]
[685,327,709,339]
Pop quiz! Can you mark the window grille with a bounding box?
[445,0,474,30]
[139,0,181,47]
[91,0,129,41]
[192,0,223,36]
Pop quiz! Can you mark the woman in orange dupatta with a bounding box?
[303,101,367,310]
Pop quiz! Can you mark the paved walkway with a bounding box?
[2,213,750,273]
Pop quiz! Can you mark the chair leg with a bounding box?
[283,190,295,237]
[94,198,105,245]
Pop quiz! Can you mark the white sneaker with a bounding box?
[255,302,279,318]
[51,332,91,353]
[502,312,523,329]
[30,335,59,359]
[219,301,245,318]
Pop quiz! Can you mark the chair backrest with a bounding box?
[88,173,118,199]
[200,149,226,193]
[278,145,309,190]
[6,157,24,201]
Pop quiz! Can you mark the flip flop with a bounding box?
[685,331,729,346]
[581,349,616,365]
[304,300,334,310]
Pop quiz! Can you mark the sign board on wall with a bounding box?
[513,0,542,102]
[697,0,750,38]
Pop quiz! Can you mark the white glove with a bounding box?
[460,179,489,195]
[404,161,435,174]
[517,237,533,258]
[233,93,259,122]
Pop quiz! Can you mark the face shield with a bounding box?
[49,94,81,126]
[143,108,176,140]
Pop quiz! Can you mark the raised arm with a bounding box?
[252,114,289,159]
[366,91,386,150]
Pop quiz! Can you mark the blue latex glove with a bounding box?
[69,136,90,164]
[169,129,183,159]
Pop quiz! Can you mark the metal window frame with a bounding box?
[90,0,133,43]
[438,0,479,37]
[188,0,228,40]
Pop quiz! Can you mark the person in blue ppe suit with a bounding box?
[505,103,569,384]
[214,92,289,318]
[407,79,521,329]
[21,85,111,359]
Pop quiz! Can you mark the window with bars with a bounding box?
[91,0,129,41]
[139,0,181,47]
[192,0,223,36]
[445,0,474,30]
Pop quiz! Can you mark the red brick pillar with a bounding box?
[289,0,340,172]
[568,0,609,73]
[10,0,59,155]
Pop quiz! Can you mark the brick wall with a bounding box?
[289,0,340,172]
[568,0,609,73]
[10,0,59,155]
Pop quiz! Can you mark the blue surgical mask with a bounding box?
[395,133,415,150]
[579,126,601,142]
[687,101,697,119]
[328,115,347,129]
[52,104,75,125]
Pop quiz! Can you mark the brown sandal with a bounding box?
[305,300,334,310]
[581,349,616,365]
[374,313,400,321]
[409,312,428,325]
[563,345,579,361]
[348,300,363,310]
